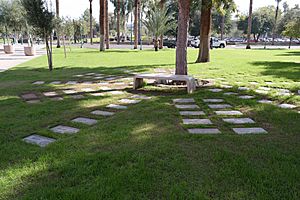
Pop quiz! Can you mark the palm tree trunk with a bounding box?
[99,0,106,51]
[246,0,253,49]
[56,0,61,48]
[196,0,212,63]
[105,0,110,49]
[134,0,140,49]
[89,0,93,45]
[117,0,121,45]
[176,0,191,75]
[272,0,280,45]
[159,0,166,49]
[221,14,225,40]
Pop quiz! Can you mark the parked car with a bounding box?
[191,37,226,48]
[163,39,176,48]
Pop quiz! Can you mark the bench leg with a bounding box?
[187,81,196,94]
[134,78,144,90]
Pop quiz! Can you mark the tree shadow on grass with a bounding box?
[275,51,300,57]
[250,61,300,81]
[2,59,300,199]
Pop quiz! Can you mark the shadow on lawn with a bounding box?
[275,51,300,57]
[250,61,300,81]
[1,60,300,198]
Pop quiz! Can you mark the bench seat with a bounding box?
[133,73,197,94]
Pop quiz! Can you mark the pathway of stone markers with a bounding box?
[22,72,152,147]
[173,97,268,135]
[21,72,133,103]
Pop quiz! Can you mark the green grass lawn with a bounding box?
[0,48,299,199]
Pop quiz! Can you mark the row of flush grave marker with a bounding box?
[23,95,152,147]
[173,98,268,135]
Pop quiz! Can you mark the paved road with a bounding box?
[0,44,45,72]
[74,43,300,50]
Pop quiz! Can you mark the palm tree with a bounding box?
[196,0,212,63]
[196,0,235,63]
[56,0,61,48]
[272,0,282,45]
[246,0,253,49]
[105,0,110,49]
[159,0,167,49]
[143,4,174,51]
[117,0,121,44]
[133,0,140,49]
[99,0,106,51]
[176,0,191,75]
[89,0,93,45]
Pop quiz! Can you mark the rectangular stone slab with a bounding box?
[233,128,268,134]
[208,104,232,109]
[119,99,141,104]
[81,88,95,92]
[215,111,243,116]
[183,119,213,125]
[49,81,61,85]
[278,104,297,109]
[131,95,152,100]
[43,92,59,97]
[32,81,45,85]
[106,104,128,110]
[66,81,78,85]
[173,98,195,103]
[239,95,255,99]
[223,118,255,124]
[203,99,224,103]
[238,87,250,91]
[108,91,125,95]
[23,134,56,147]
[258,100,273,104]
[179,111,205,116]
[91,110,115,116]
[50,125,80,134]
[63,90,77,94]
[21,93,38,100]
[175,104,200,109]
[72,117,98,125]
[188,129,221,134]
[223,92,238,96]
[208,89,223,92]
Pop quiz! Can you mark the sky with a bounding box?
[59,0,300,19]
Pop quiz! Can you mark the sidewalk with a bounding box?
[0,44,45,72]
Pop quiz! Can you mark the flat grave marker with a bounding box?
[23,134,56,147]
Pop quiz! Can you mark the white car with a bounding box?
[191,37,226,48]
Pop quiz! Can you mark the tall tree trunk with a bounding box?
[221,14,225,40]
[134,0,140,49]
[175,0,191,75]
[288,37,292,49]
[159,0,166,49]
[99,0,106,51]
[45,34,53,71]
[105,0,110,49]
[154,36,158,51]
[272,0,280,45]
[56,0,61,48]
[246,0,253,49]
[196,0,212,63]
[117,0,120,44]
[89,0,93,45]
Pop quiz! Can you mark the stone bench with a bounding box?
[133,73,197,94]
